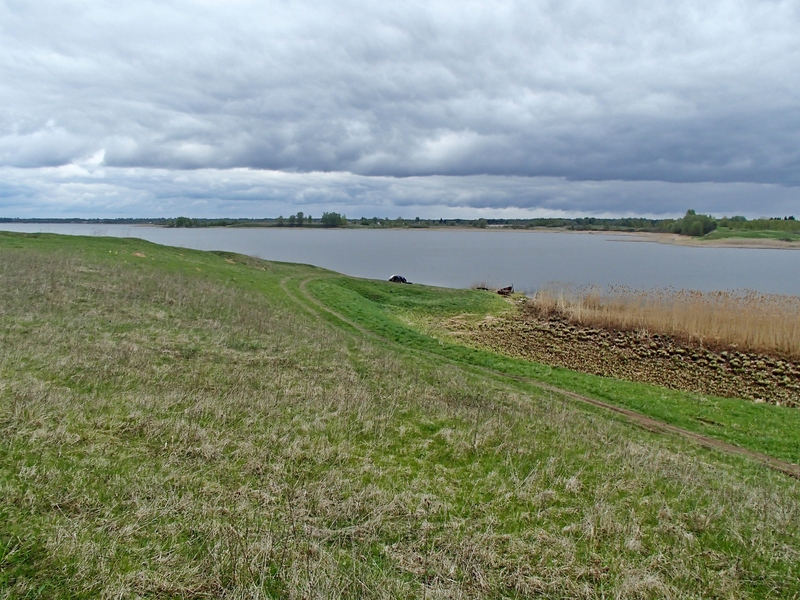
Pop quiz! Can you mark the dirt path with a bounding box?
[290,276,800,480]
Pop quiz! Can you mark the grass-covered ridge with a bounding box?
[2,231,799,598]
[703,227,800,242]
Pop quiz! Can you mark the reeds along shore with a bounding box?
[529,286,800,360]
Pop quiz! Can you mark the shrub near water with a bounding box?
[531,285,800,359]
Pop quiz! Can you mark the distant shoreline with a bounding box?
[592,230,800,250]
[3,221,799,250]
[349,226,800,250]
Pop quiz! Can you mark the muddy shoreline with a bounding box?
[444,305,800,408]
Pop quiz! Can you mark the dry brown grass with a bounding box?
[530,285,800,358]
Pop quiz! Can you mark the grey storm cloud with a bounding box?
[1,0,799,216]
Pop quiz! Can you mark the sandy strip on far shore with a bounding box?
[483,227,800,250]
[581,230,800,250]
[393,226,800,249]
[132,223,800,249]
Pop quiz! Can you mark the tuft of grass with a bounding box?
[2,231,800,598]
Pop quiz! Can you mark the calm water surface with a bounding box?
[2,223,798,295]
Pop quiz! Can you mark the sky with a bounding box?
[1,0,799,219]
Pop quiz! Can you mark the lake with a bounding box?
[2,223,799,295]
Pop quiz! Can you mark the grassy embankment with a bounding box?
[306,278,800,462]
[2,231,800,598]
[703,227,800,242]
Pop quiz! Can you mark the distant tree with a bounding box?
[277,215,284,227]
[296,211,304,226]
[687,221,704,237]
[321,212,345,227]
[174,216,194,228]
[671,209,717,237]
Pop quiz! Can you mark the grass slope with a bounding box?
[704,227,800,242]
[306,277,800,464]
[1,232,799,599]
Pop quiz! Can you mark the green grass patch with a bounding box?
[705,227,800,242]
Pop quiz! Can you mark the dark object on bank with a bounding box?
[476,286,491,291]
[389,274,412,284]
[497,285,513,296]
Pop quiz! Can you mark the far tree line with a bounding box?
[667,210,798,237]
[4,211,797,237]
[159,210,800,237]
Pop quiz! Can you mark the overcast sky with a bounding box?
[2,0,799,218]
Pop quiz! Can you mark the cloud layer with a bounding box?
[4,164,799,220]
[2,0,799,216]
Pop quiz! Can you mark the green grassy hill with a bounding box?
[1,232,799,598]
[704,227,800,242]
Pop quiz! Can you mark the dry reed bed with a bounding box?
[530,286,800,360]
